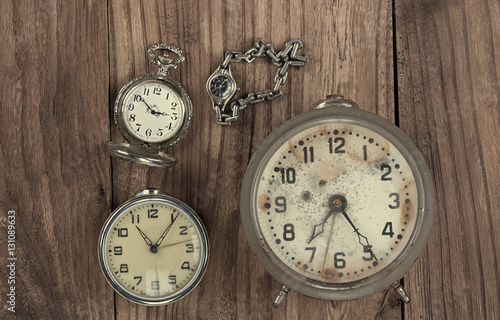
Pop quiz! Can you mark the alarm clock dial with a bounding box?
[101,200,206,304]
[254,122,418,284]
[122,79,184,143]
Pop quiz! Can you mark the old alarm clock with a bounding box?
[239,95,434,306]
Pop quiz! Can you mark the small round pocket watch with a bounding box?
[240,95,435,306]
[106,44,192,168]
[98,189,209,306]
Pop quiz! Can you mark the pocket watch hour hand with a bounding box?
[135,225,153,246]
[308,209,335,244]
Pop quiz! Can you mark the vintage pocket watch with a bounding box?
[98,189,209,306]
[239,95,435,306]
[106,44,192,168]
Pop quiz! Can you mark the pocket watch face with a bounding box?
[121,79,184,143]
[99,195,208,305]
[241,106,434,300]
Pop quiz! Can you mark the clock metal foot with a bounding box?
[391,281,410,303]
[273,285,291,308]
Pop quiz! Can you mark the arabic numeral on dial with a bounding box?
[168,275,176,284]
[134,276,142,285]
[151,281,159,290]
[303,147,314,163]
[334,252,346,269]
[275,196,287,213]
[148,209,158,218]
[171,114,178,121]
[280,168,296,184]
[136,124,142,132]
[381,164,392,181]
[146,128,152,137]
[153,87,161,95]
[328,137,345,154]
[283,224,295,241]
[179,226,188,235]
[131,213,140,224]
[128,114,136,122]
[117,228,128,237]
[120,264,128,273]
[113,246,122,255]
[306,247,317,263]
[165,92,170,100]
[143,88,150,96]
[133,94,142,102]
[382,222,394,237]
[186,243,194,253]
[389,193,400,209]
[181,262,190,270]
[362,245,375,261]
[127,104,134,111]
[171,102,178,108]
[157,128,163,136]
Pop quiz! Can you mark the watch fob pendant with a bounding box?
[106,44,193,168]
[240,95,435,306]
[98,189,209,306]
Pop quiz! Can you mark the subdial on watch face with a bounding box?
[255,123,418,284]
[122,80,183,143]
[104,202,202,300]
[210,75,231,98]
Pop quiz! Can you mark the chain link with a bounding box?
[213,38,311,125]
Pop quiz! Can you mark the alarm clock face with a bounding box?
[240,105,434,301]
[99,193,209,305]
[120,79,185,143]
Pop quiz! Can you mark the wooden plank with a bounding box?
[108,0,399,319]
[0,0,112,319]
[396,0,500,319]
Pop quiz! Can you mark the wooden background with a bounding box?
[1,0,499,319]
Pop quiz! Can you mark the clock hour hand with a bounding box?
[341,209,378,261]
[135,225,153,247]
[308,209,335,244]
[308,195,346,244]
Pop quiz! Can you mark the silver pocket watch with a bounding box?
[106,44,192,168]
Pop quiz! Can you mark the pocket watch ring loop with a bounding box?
[148,43,185,75]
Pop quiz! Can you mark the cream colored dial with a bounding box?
[99,193,209,305]
[255,122,418,283]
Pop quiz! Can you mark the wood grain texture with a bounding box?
[396,0,500,319]
[1,0,498,319]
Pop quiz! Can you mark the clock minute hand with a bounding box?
[341,209,378,261]
[155,212,180,247]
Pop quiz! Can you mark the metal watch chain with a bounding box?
[208,38,311,125]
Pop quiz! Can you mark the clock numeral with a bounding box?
[136,124,142,132]
[117,228,128,237]
[120,264,129,273]
[145,128,152,137]
[166,123,173,130]
[275,196,287,213]
[165,92,170,100]
[168,275,177,284]
[113,246,122,255]
[153,87,162,95]
[127,104,134,111]
[171,113,178,121]
[181,262,190,270]
[171,102,178,107]
[389,193,400,209]
[131,213,140,224]
[280,168,296,184]
[157,128,164,136]
[362,245,375,261]
[328,137,345,154]
[134,276,142,286]
[305,247,317,263]
[128,114,136,122]
[283,224,295,241]
[151,281,159,290]
[363,145,368,160]
[186,243,194,253]
[382,222,394,238]
[381,164,392,181]
[334,252,346,269]
[133,94,142,102]
[143,88,150,96]
[148,209,158,218]
[303,146,314,163]
[179,226,188,235]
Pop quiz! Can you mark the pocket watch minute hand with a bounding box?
[155,212,180,247]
